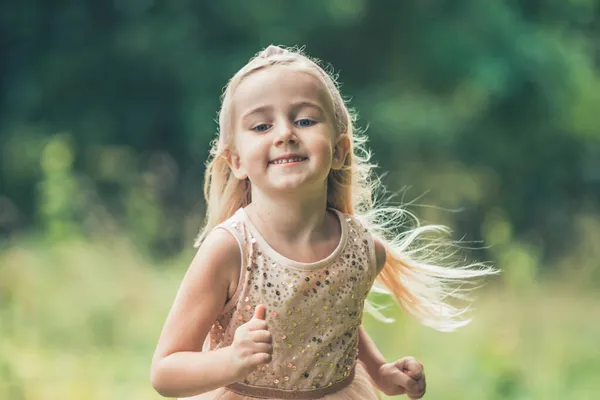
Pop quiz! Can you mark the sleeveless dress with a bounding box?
[182,208,381,399]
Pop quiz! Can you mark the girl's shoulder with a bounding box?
[334,210,386,274]
[197,209,246,269]
[213,208,248,245]
[333,209,370,238]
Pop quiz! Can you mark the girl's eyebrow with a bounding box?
[242,105,273,122]
[290,101,325,114]
[241,101,325,123]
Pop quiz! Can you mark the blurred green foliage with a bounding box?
[2,0,599,265]
[1,0,599,399]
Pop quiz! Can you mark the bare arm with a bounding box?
[150,228,242,398]
[359,238,426,398]
[358,325,388,381]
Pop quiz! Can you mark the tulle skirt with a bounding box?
[180,362,380,400]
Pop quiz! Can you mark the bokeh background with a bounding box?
[1,1,600,399]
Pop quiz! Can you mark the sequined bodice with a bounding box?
[204,208,378,399]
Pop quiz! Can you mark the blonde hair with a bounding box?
[195,45,497,332]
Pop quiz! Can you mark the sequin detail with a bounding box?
[204,208,377,398]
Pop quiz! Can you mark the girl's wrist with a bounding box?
[371,363,387,389]
[222,346,246,382]
[358,357,386,388]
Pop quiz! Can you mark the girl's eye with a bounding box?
[252,124,271,132]
[295,119,315,127]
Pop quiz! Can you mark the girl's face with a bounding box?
[227,64,348,196]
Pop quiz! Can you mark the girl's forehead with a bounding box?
[232,65,334,116]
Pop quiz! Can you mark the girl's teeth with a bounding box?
[272,158,305,164]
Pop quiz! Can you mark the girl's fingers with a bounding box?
[253,305,267,320]
[252,342,273,354]
[248,352,272,366]
[408,368,424,382]
[396,357,424,380]
[407,375,426,399]
[249,329,272,343]
[380,365,417,392]
[246,318,269,332]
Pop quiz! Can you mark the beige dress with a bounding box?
[182,208,381,400]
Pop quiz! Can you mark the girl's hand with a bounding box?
[377,356,426,399]
[229,304,273,379]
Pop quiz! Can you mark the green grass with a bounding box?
[1,236,598,399]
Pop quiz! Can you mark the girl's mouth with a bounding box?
[269,156,308,165]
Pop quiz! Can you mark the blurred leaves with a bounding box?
[1,0,599,262]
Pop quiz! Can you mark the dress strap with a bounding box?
[345,214,379,281]
[214,210,252,315]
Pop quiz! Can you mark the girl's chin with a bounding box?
[264,178,320,193]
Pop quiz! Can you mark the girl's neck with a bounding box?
[245,185,333,244]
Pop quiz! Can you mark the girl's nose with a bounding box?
[274,121,297,146]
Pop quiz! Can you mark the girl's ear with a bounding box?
[332,133,350,170]
[224,149,248,180]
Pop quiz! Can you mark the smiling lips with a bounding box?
[269,155,308,165]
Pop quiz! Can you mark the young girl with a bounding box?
[150,45,496,399]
